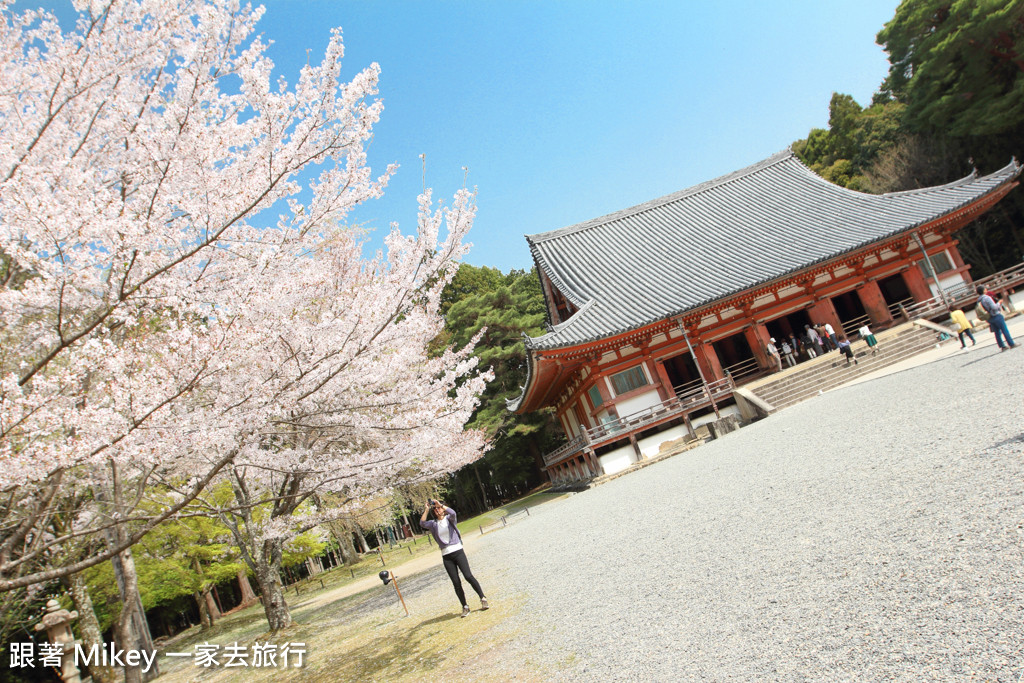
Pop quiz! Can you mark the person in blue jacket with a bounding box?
[420,499,488,617]
[976,285,1016,350]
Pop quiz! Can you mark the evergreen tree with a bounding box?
[440,266,562,509]
[795,1,1024,274]
[877,0,1024,136]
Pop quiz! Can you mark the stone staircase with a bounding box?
[744,321,955,411]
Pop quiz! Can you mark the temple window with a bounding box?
[609,365,649,395]
[918,251,954,277]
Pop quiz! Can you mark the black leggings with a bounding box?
[441,549,484,607]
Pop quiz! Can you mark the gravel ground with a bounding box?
[466,342,1024,681]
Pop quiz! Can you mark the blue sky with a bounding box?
[18,0,903,272]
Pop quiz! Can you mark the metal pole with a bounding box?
[675,318,721,418]
[911,231,949,310]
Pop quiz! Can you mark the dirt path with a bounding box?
[303,533,482,609]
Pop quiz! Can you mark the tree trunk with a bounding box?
[473,462,490,510]
[254,565,291,631]
[237,568,258,606]
[340,531,357,563]
[112,546,158,682]
[192,557,219,625]
[355,528,370,554]
[63,572,116,683]
[212,585,226,615]
[253,540,291,631]
[193,591,212,630]
[98,461,158,681]
[204,588,221,620]
[526,438,546,477]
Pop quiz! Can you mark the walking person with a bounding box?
[836,335,857,365]
[949,308,976,349]
[857,323,879,354]
[420,499,489,617]
[975,285,1016,351]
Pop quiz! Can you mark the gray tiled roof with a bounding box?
[524,149,1020,352]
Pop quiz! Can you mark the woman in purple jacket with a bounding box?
[420,499,489,617]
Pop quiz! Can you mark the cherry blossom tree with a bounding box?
[187,188,491,630]
[0,0,488,637]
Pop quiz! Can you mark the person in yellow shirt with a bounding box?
[950,308,976,349]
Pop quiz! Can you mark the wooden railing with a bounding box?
[840,313,873,339]
[903,262,1024,319]
[887,297,916,321]
[900,296,949,320]
[542,435,586,467]
[723,357,760,381]
[541,377,736,468]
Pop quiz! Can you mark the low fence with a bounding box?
[477,507,531,535]
[279,534,437,597]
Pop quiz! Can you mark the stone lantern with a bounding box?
[34,599,82,683]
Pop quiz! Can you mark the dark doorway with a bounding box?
[765,309,813,342]
[712,332,757,379]
[830,290,867,326]
[661,352,698,393]
[878,273,913,308]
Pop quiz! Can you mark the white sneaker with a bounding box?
[480,597,489,610]
[461,605,470,618]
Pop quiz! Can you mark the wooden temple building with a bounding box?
[508,149,1020,483]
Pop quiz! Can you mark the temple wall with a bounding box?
[638,425,691,457]
[615,388,663,418]
[599,444,637,475]
[935,272,967,293]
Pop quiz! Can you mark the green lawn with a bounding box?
[280,489,569,598]
[458,490,570,531]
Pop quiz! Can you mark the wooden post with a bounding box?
[389,573,409,617]
[675,319,721,418]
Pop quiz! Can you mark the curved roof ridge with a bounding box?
[526,148,795,245]
[876,160,1020,197]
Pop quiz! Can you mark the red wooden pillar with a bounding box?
[901,265,934,302]
[806,297,843,332]
[653,360,675,400]
[746,324,771,368]
[691,340,725,382]
[856,280,894,327]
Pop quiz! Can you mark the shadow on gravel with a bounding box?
[990,431,1024,450]
[293,571,440,627]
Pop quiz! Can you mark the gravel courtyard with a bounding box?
[466,342,1024,681]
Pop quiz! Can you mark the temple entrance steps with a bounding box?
[743,320,954,412]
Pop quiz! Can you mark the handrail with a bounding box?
[671,377,704,396]
[887,296,916,320]
[583,378,733,445]
[840,313,872,338]
[724,357,760,380]
[542,435,586,467]
[909,262,1024,316]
